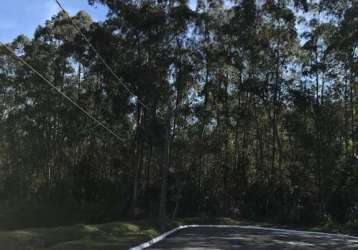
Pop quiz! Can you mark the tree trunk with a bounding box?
[159,104,172,224]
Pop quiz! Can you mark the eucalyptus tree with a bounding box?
[1,0,358,228]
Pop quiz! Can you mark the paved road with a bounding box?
[147,226,358,250]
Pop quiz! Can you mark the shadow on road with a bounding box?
[148,227,358,249]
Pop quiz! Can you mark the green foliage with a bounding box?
[0,0,357,230]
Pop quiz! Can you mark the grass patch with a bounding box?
[0,221,162,250]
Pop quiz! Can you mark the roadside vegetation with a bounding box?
[0,221,161,250]
[0,0,358,247]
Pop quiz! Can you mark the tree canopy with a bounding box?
[0,0,357,226]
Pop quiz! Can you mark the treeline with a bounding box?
[0,0,357,227]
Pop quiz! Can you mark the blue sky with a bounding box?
[0,0,109,43]
[0,0,199,43]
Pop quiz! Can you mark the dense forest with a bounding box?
[0,0,357,228]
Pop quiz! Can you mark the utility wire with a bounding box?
[55,0,149,110]
[0,41,124,141]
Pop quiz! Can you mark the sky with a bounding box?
[0,0,109,43]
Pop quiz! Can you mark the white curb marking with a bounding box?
[129,224,358,250]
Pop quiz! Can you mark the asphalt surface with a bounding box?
[147,226,358,250]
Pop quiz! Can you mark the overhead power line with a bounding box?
[0,41,124,141]
[54,0,149,110]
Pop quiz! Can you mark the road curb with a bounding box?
[129,225,198,250]
[129,224,358,250]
